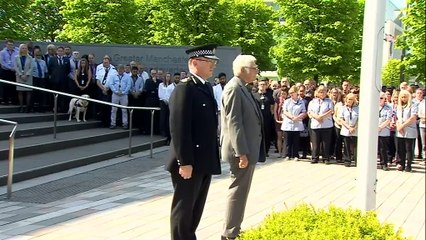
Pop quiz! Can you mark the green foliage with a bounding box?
[271,0,363,83]
[229,0,277,70]
[26,0,64,41]
[148,0,236,46]
[59,0,144,44]
[0,0,31,39]
[397,0,425,83]
[382,59,405,87]
[238,204,407,240]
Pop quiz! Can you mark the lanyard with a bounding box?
[118,74,123,88]
[347,107,353,120]
[379,106,384,117]
[7,50,13,60]
[317,99,322,114]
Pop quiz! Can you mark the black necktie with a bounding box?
[102,68,109,84]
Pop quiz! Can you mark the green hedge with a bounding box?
[238,204,408,240]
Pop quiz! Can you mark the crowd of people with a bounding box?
[243,78,425,172]
[1,39,425,172]
[0,39,186,138]
[2,39,425,240]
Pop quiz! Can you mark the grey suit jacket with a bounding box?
[220,76,265,165]
[14,54,33,82]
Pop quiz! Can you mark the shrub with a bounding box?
[238,204,408,240]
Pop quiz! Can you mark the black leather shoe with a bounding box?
[311,160,318,164]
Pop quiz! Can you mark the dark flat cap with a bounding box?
[185,44,219,60]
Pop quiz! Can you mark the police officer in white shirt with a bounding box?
[95,55,117,127]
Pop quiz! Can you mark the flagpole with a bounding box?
[356,0,386,211]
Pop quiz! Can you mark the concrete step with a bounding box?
[0,127,140,160]
[0,120,103,139]
[0,135,167,185]
[0,105,21,114]
[0,112,69,124]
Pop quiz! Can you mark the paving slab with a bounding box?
[0,148,423,240]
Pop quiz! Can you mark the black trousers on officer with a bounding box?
[170,171,211,240]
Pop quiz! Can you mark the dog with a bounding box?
[68,94,90,122]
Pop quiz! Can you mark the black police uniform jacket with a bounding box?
[166,74,221,175]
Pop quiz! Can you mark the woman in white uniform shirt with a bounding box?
[307,85,334,164]
[395,90,418,172]
[340,93,359,167]
[281,86,307,160]
[378,92,392,171]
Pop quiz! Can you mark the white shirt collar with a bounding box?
[189,71,206,84]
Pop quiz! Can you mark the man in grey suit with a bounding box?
[220,55,265,240]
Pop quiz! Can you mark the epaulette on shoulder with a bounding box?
[180,78,190,83]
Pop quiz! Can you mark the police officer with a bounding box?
[166,44,221,240]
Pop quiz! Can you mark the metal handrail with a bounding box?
[0,119,18,199]
[0,79,161,158]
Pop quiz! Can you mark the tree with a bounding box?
[382,59,405,87]
[397,0,425,83]
[271,0,363,83]
[147,0,236,46]
[26,0,64,42]
[229,0,277,70]
[59,0,144,44]
[0,0,31,40]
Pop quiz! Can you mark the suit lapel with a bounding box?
[236,78,262,120]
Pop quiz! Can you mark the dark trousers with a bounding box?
[310,127,333,161]
[299,136,310,157]
[284,131,300,158]
[97,88,112,127]
[378,136,390,166]
[1,69,17,104]
[333,127,344,161]
[170,172,211,240]
[416,124,423,157]
[32,77,47,111]
[388,131,397,160]
[299,123,310,157]
[128,95,143,129]
[159,101,171,140]
[142,100,160,135]
[49,79,68,112]
[262,116,273,154]
[396,137,415,171]
[343,136,357,164]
